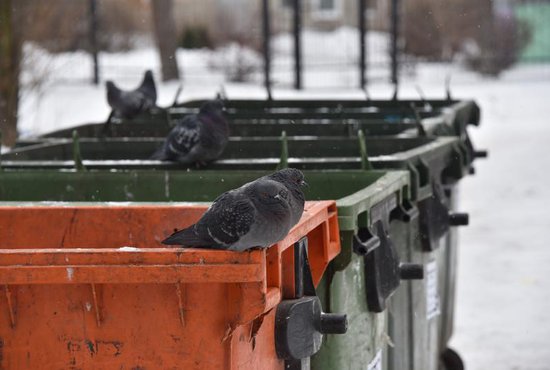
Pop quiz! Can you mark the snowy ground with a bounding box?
[11,33,550,369]
[445,72,550,370]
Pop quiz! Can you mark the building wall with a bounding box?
[171,0,391,45]
[172,0,218,34]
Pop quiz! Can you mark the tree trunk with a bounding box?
[151,0,180,81]
[0,0,21,148]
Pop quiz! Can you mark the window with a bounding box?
[312,0,342,19]
[319,0,335,10]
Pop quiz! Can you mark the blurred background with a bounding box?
[1,0,548,139]
[1,1,549,369]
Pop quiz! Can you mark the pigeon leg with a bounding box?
[101,110,115,137]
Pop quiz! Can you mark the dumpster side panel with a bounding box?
[0,283,245,369]
[387,219,413,370]
[439,186,461,351]
[409,219,444,370]
[311,253,386,369]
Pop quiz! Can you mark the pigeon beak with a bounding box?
[274,194,281,200]
[300,180,309,187]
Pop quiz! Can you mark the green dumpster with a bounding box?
[1,132,468,370]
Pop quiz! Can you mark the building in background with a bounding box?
[173,0,391,43]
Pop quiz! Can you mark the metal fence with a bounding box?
[36,0,550,90]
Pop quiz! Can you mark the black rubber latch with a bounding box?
[361,221,424,313]
[469,167,476,175]
[275,237,348,362]
[275,297,323,361]
[449,213,469,226]
[418,184,469,252]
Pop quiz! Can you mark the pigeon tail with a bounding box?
[162,226,214,247]
[139,70,157,103]
[150,145,168,160]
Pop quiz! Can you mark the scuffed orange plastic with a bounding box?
[0,201,340,369]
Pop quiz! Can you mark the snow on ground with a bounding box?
[13,29,550,369]
[444,76,550,370]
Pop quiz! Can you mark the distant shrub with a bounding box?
[179,26,212,49]
[462,15,532,76]
[19,0,150,53]
[403,1,443,60]
[208,43,262,83]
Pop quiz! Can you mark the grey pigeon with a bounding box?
[264,168,307,226]
[150,99,229,166]
[106,70,157,120]
[162,171,307,251]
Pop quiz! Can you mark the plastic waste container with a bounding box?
[0,168,421,369]
[0,201,343,369]
[0,166,441,370]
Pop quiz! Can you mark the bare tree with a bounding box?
[151,0,180,81]
[0,0,22,147]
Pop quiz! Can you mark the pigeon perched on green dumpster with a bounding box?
[150,99,229,166]
[162,169,307,251]
[106,70,157,120]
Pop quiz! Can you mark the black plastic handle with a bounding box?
[274,238,348,363]
[400,263,424,280]
[449,213,469,226]
[474,150,488,159]
[319,313,348,334]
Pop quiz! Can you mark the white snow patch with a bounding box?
[66,267,74,281]
[119,246,139,251]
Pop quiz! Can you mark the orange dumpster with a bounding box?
[0,201,341,370]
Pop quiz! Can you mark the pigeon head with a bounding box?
[269,168,307,189]
[199,99,226,116]
[106,80,121,104]
[250,180,291,216]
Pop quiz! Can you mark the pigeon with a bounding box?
[264,168,307,226]
[162,170,307,251]
[106,70,157,120]
[150,99,229,166]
